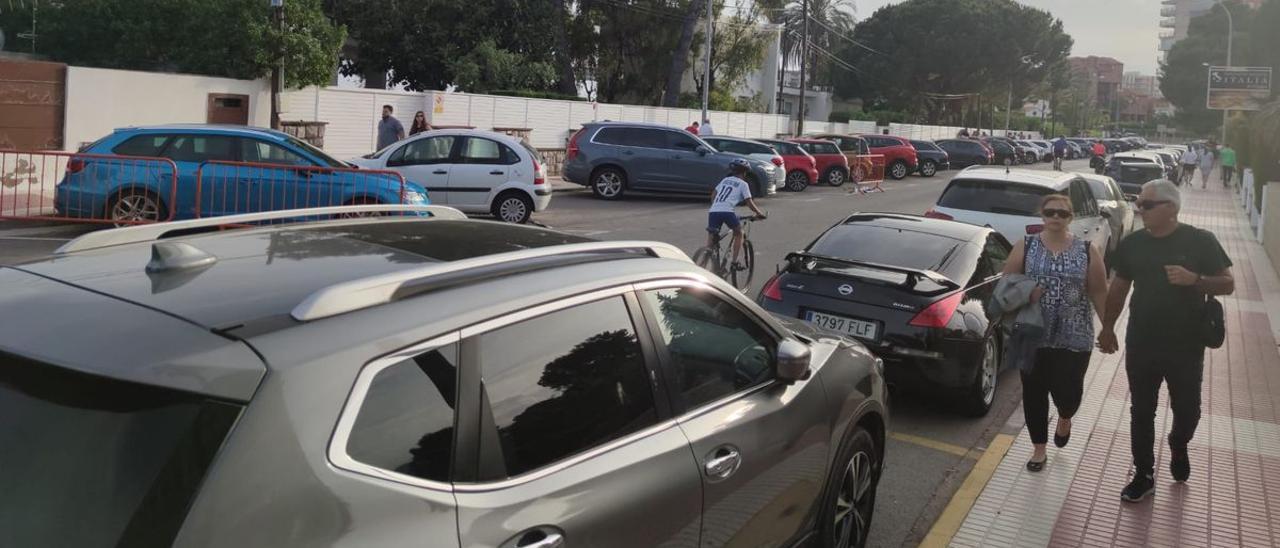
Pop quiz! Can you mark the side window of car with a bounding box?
[642,286,777,411]
[344,343,459,483]
[822,143,840,155]
[984,233,1011,275]
[240,139,310,166]
[161,135,238,163]
[474,296,657,480]
[391,136,456,166]
[593,127,626,145]
[459,137,518,165]
[112,134,170,156]
[667,131,701,151]
[1069,181,1096,216]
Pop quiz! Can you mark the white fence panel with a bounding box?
[848,121,876,134]
[727,113,748,137]
[432,93,473,127]
[466,95,496,130]
[492,97,529,128]
[597,103,624,122]
[528,100,574,148]
[619,105,646,124]
[569,102,597,130]
[280,88,319,120]
[317,90,378,158]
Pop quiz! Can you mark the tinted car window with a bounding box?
[984,233,1011,274]
[161,134,238,163]
[593,127,628,145]
[595,127,665,148]
[1085,178,1114,202]
[476,297,656,479]
[390,136,456,166]
[809,224,967,277]
[642,287,776,410]
[240,139,309,165]
[112,134,170,156]
[910,140,938,151]
[346,344,458,483]
[460,137,519,165]
[937,179,1053,216]
[1069,181,1096,216]
[0,352,242,548]
[666,131,702,151]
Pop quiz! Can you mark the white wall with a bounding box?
[63,66,270,151]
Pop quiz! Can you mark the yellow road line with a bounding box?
[918,433,1016,548]
[888,432,972,458]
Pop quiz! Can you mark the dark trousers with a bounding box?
[1021,348,1091,445]
[1126,350,1205,474]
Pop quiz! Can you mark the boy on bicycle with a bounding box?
[708,159,767,271]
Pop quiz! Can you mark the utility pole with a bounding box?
[270,0,284,130]
[797,0,808,135]
[1220,0,1233,146]
[700,0,712,125]
[1004,80,1012,132]
[17,0,38,53]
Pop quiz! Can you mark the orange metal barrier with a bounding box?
[0,150,178,224]
[851,154,886,193]
[194,161,412,220]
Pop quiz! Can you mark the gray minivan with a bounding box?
[563,122,779,200]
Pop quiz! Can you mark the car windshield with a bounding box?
[285,134,351,168]
[937,179,1053,216]
[808,225,967,279]
[0,351,243,548]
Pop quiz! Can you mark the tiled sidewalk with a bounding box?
[946,179,1280,548]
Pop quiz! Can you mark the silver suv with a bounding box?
[0,206,887,548]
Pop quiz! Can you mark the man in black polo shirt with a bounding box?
[1099,179,1234,503]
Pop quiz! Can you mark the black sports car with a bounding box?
[758,213,1013,415]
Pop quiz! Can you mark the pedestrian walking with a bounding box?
[685,121,700,135]
[958,128,971,138]
[1099,179,1234,503]
[1198,146,1216,188]
[376,104,406,151]
[1051,135,1069,170]
[701,118,715,136]
[1219,144,1237,188]
[1178,146,1198,186]
[409,111,430,135]
[1001,194,1108,472]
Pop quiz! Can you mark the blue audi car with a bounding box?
[56,125,428,223]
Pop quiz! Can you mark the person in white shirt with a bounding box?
[700,118,715,136]
[1198,146,1216,188]
[1179,147,1199,185]
[707,159,767,269]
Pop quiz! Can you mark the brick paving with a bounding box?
[950,179,1280,548]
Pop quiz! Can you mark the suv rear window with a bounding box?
[937,179,1054,216]
[112,134,171,157]
[593,127,663,148]
[0,352,242,548]
[809,225,967,279]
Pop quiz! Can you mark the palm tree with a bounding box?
[776,0,856,92]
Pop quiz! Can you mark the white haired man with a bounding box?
[1099,179,1234,503]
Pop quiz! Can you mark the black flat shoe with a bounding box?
[1026,457,1046,472]
[1054,432,1070,448]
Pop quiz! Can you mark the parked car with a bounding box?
[562,122,778,200]
[2,209,889,548]
[790,138,852,187]
[1022,140,1053,162]
[1067,138,1099,157]
[1112,151,1174,181]
[700,136,788,191]
[858,135,919,180]
[1065,141,1084,159]
[55,125,426,224]
[756,138,820,191]
[758,213,1012,415]
[1104,156,1166,195]
[1010,141,1039,164]
[908,140,950,177]
[925,167,1113,254]
[934,139,993,168]
[808,134,876,182]
[349,129,549,223]
[1079,173,1136,262]
[977,137,1020,166]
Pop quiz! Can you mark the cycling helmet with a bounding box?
[728,158,751,172]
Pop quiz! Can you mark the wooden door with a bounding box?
[207,94,250,125]
[0,58,66,150]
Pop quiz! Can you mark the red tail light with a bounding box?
[924,208,953,221]
[1025,224,1044,234]
[66,158,85,174]
[909,291,964,328]
[761,274,784,301]
[566,129,585,161]
[533,160,546,185]
[772,156,784,167]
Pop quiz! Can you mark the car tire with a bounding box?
[919,160,937,177]
[888,160,908,180]
[492,191,534,223]
[590,167,626,200]
[107,188,167,226]
[961,334,1000,417]
[825,167,848,187]
[817,425,880,548]
[786,170,810,192]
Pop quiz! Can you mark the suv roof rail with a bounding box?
[56,205,466,254]
[291,241,691,321]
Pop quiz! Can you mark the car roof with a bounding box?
[17,219,597,332]
[789,137,837,144]
[1113,151,1160,161]
[950,167,1080,189]
[585,121,686,130]
[113,124,293,142]
[839,213,988,241]
[395,128,526,146]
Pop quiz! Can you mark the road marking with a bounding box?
[918,433,1016,548]
[889,432,973,458]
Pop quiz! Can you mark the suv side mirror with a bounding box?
[1125,194,1138,202]
[1099,210,1112,219]
[696,145,711,155]
[776,338,811,384]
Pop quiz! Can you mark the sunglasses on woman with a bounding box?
[1041,208,1072,219]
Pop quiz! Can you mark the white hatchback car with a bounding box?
[925,167,1113,253]
[700,136,787,190]
[351,129,551,223]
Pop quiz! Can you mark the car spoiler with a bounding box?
[785,251,960,291]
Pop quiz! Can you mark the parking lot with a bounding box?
[0,158,1094,546]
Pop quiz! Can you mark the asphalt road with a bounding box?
[0,158,1095,547]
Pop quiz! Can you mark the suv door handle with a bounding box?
[622,150,634,156]
[489,170,505,175]
[502,527,565,548]
[432,169,447,175]
[704,445,741,481]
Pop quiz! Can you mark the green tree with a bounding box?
[6,0,343,88]
[685,6,772,111]
[448,40,556,94]
[778,0,857,89]
[1159,1,1254,136]
[832,0,1072,124]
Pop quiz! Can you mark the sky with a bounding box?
[853,0,1163,75]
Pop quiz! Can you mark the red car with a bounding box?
[757,138,819,191]
[789,138,853,187]
[858,134,919,180]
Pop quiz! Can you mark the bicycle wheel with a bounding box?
[693,246,720,275]
[730,239,756,290]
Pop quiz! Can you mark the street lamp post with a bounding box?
[270,0,284,130]
[1218,0,1233,146]
[700,0,712,125]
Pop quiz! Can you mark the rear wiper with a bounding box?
[930,244,959,272]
